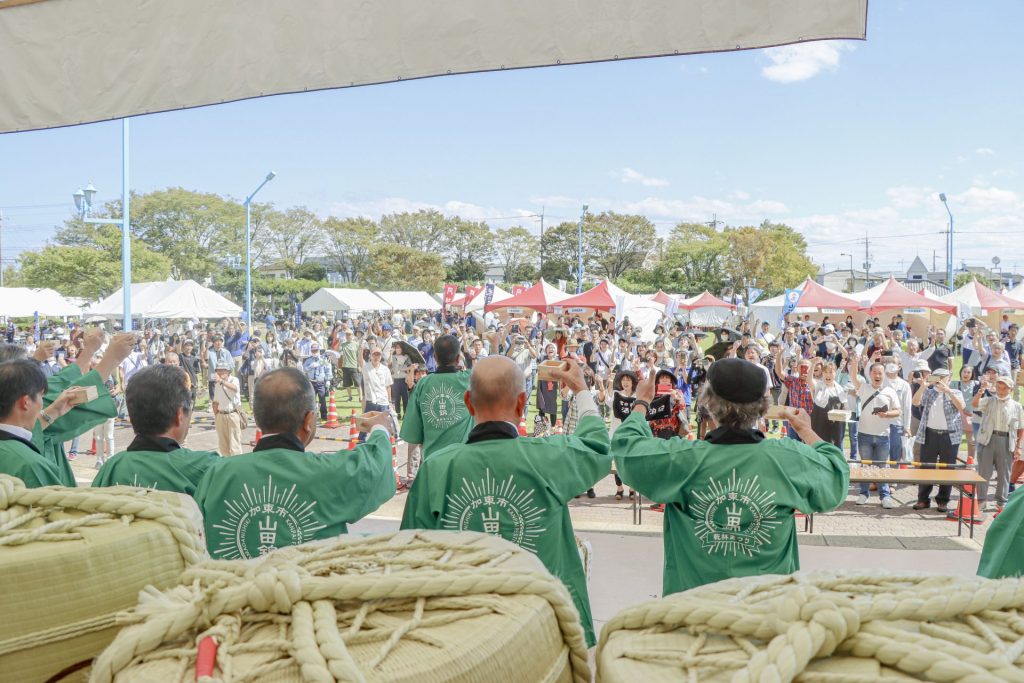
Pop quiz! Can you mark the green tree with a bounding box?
[264,206,324,277]
[445,217,493,282]
[588,211,657,280]
[954,273,995,289]
[494,226,539,282]
[321,216,377,283]
[293,261,327,282]
[722,221,816,296]
[18,230,172,300]
[646,222,729,294]
[540,221,598,287]
[362,244,446,292]
[379,209,451,252]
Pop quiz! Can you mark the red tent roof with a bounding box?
[484,278,569,313]
[651,290,672,305]
[862,277,956,315]
[793,278,860,310]
[680,290,736,311]
[554,280,623,311]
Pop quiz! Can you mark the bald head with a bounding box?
[468,356,525,416]
[253,367,315,437]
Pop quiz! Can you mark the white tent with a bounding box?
[374,291,442,311]
[0,1,867,133]
[87,280,242,319]
[0,287,82,317]
[302,288,390,313]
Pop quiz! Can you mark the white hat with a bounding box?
[884,363,899,374]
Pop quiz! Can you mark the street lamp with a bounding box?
[244,171,276,326]
[72,120,132,332]
[840,252,854,292]
[576,204,588,293]
[939,193,954,292]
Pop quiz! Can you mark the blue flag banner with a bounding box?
[748,287,764,305]
[484,283,495,306]
[778,288,803,329]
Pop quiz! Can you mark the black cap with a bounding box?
[707,358,767,403]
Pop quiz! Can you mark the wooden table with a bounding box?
[840,466,988,540]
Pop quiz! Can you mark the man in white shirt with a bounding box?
[212,362,243,456]
[849,357,902,508]
[973,375,1024,514]
[119,345,148,387]
[884,363,913,466]
[362,349,394,415]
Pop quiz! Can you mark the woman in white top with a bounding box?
[809,360,846,447]
[598,369,638,501]
[264,330,282,367]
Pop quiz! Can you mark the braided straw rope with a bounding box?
[597,571,1024,683]
[91,530,592,683]
[0,475,206,568]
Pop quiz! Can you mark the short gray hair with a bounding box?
[699,383,769,430]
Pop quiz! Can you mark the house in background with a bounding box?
[816,254,1020,295]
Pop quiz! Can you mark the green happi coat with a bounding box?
[195,431,395,560]
[399,368,473,458]
[400,404,611,647]
[35,365,118,487]
[0,430,64,487]
[978,491,1024,579]
[92,434,220,496]
[614,413,849,596]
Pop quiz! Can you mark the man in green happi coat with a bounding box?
[978,491,1024,579]
[614,357,850,597]
[1,330,133,487]
[401,356,610,647]
[400,335,474,460]
[0,359,95,487]
[196,367,396,560]
[93,364,219,495]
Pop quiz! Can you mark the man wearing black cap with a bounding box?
[613,357,849,596]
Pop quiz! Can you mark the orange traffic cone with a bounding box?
[253,429,263,446]
[347,410,358,440]
[324,394,341,429]
[554,418,564,435]
[948,453,983,524]
[88,436,97,455]
[517,416,528,436]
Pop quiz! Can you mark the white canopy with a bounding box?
[0,287,82,317]
[302,288,390,313]
[0,1,867,133]
[87,280,242,319]
[374,291,442,311]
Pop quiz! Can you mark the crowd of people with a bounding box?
[3,303,1024,648]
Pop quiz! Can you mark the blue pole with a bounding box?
[576,205,587,294]
[245,199,252,326]
[122,118,132,331]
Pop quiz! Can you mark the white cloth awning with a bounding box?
[87,280,242,319]
[302,288,391,313]
[0,0,867,133]
[374,291,442,311]
[0,287,82,317]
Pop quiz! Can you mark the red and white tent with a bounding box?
[679,290,736,311]
[941,280,1024,313]
[554,280,627,312]
[484,278,570,314]
[857,277,956,315]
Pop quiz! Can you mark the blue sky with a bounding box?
[2,0,1023,276]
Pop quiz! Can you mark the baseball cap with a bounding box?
[996,375,1014,387]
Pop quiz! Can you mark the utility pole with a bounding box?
[0,209,4,288]
[706,213,724,230]
[862,233,871,287]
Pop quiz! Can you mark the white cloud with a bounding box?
[951,186,1023,213]
[886,185,934,210]
[618,167,670,188]
[732,190,751,200]
[760,42,854,84]
[976,147,995,155]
